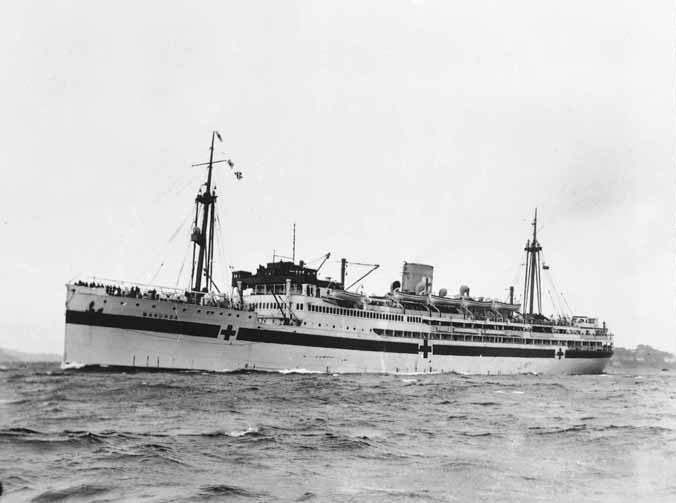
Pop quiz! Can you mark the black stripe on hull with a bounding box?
[432,344,555,358]
[237,328,419,354]
[565,349,613,359]
[237,328,612,359]
[65,310,220,338]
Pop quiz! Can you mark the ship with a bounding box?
[63,132,614,375]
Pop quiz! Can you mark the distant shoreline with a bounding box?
[0,347,60,363]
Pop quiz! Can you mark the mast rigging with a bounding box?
[189,131,240,293]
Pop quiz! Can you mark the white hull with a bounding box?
[64,324,609,375]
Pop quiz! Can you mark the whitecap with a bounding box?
[230,426,260,437]
[401,379,417,383]
[60,361,85,370]
[277,368,323,374]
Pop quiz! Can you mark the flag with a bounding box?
[227,159,234,168]
[234,171,243,180]
[215,131,222,142]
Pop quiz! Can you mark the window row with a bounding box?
[250,302,292,310]
[371,329,607,348]
[308,304,405,321]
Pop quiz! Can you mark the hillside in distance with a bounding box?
[0,347,61,363]
[609,344,676,370]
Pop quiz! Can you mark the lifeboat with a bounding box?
[393,290,429,305]
[491,300,521,312]
[429,294,463,308]
[323,289,366,307]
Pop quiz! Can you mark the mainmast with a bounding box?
[522,209,543,317]
[189,131,240,293]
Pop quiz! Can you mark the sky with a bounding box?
[0,0,674,354]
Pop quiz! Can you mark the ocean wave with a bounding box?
[595,424,673,434]
[528,381,569,389]
[60,361,85,370]
[321,432,371,450]
[443,460,487,470]
[31,484,111,503]
[137,382,190,391]
[229,426,262,437]
[0,427,145,449]
[198,484,264,499]
[356,488,437,500]
[174,426,265,439]
[278,368,324,374]
[0,398,28,405]
[0,427,42,436]
[529,424,587,435]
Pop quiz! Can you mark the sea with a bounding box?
[1,364,675,503]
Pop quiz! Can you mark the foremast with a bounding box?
[189,131,240,293]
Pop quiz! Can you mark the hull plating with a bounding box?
[64,323,610,375]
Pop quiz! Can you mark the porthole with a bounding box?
[136,303,140,307]
[172,307,176,311]
[236,314,239,318]
[103,300,107,304]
